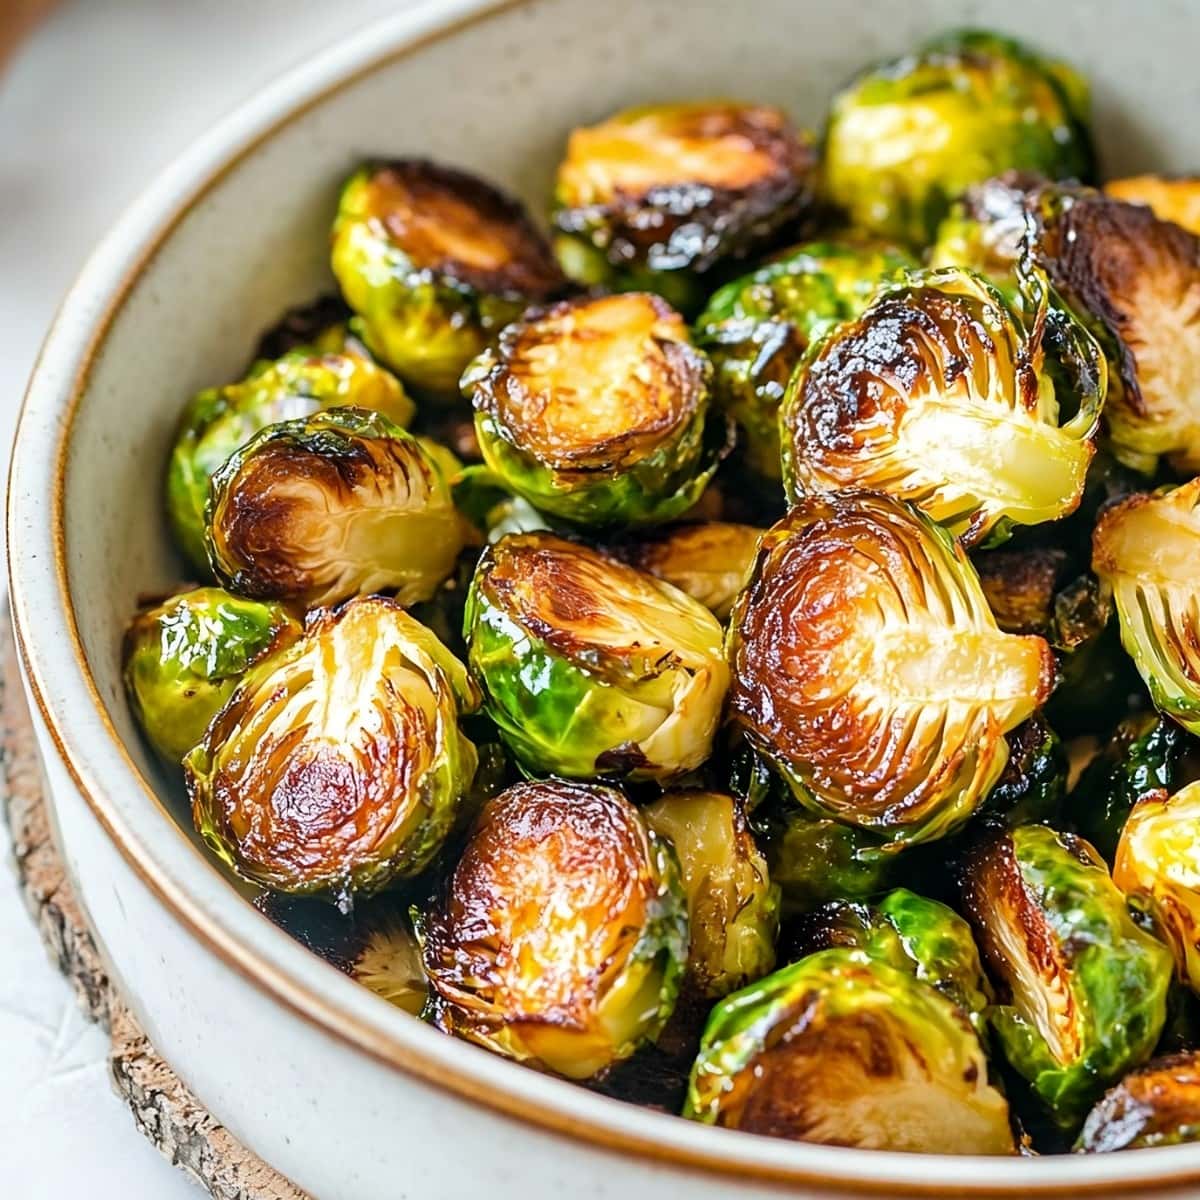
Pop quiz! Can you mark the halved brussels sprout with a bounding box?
[465,532,729,781]
[981,713,1067,827]
[693,240,917,477]
[608,522,762,621]
[464,292,727,527]
[642,790,778,999]
[790,890,991,1030]
[1033,189,1200,473]
[123,587,300,763]
[823,30,1093,246]
[185,596,480,899]
[1115,781,1200,993]
[780,266,1103,546]
[762,805,898,915]
[1077,1051,1200,1152]
[683,948,1015,1154]
[1068,713,1186,863]
[166,348,414,570]
[331,159,564,392]
[962,823,1172,1129]
[205,407,464,609]
[421,780,687,1080]
[1093,480,1200,734]
[553,102,816,310]
[727,491,1055,846]
[349,907,428,1015]
[1106,175,1200,237]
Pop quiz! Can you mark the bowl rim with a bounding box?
[9,1,1200,1192]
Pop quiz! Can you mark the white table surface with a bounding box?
[0,3,406,1195]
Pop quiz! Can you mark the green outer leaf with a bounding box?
[987,824,1172,1130]
[123,588,299,763]
[330,166,528,393]
[693,240,916,478]
[822,28,1094,246]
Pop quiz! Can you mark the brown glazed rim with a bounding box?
[8,3,1200,1194]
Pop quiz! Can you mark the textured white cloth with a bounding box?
[0,3,405,1195]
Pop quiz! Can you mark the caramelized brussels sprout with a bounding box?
[763,806,897,915]
[780,266,1103,546]
[693,240,916,477]
[254,294,360,361]
[962,823,1172,1128]
[642,790,778,998]
[609,522,762,621]
[928,171,1043,296]
[1033,190,1200,473]
[790,890,991,1029]
[422,780,687,1080]
[166,348,414,570]
[464,292,727,527]
[1115,782,1200,992]
[123,587,300,763]
[981,713,1068,827]
[683,948,1014,1153]
[727,492,1055,847]
[823,30,1093,246]
[349,907,429,1015]
[1106,175,1200,237]
[1069,713,1186,862]
[1077,1051,1200,1152]
[1093,480,1200,734]
[205,407,464,608]
[331,159,564,392]
[553,102,816,310]
[185,596,480,899]
[465,533,729,781]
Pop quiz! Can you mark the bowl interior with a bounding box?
[28,0,1200,1188]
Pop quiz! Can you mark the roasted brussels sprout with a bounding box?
[123,587,300,763]
[185,596,480,899]
[1106,175,1200,237]
[1093,480,1200,734]
[1077,1051,1200,1152]
[928,171,1043,296]
[823,30,1093,246]
[790,889,991,1029]
[683,948,1014,1153]
[1068,713,1186,863]
[552,102,816,310]
[465,533,728,781]
[349,907,429,1015]
[421,780,687,1080]
[205,407,464,608]
[763,805,898,915]
[693,240,916,477]
[464,292,727,527]
[642,790,778,999]
[166,348,414,570]
[330,159,564,392]
[727,491,1054,847]
[608,522,762,621]
[962,823,1172,1129]
[1032,189,1200,473]
[253,294,360,361]
[780,266,1103,546]
[1114,782,1200,992]
[981,713,1068,827]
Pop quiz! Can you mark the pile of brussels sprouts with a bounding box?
[124,26,1200,1156]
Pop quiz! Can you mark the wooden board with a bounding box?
[0,614,310,1200]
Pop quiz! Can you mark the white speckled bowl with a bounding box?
[10,1,1200,1195]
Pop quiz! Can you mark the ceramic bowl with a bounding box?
[10,1,1200,1195]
